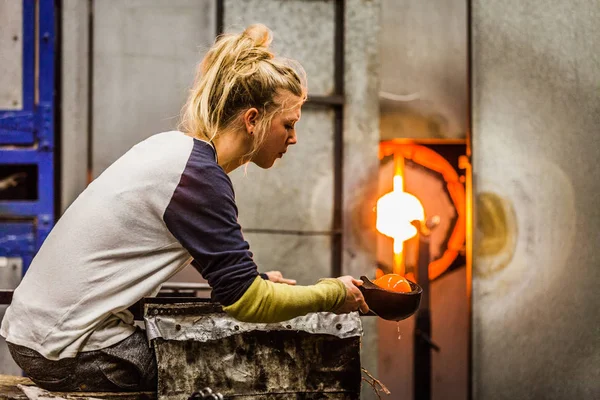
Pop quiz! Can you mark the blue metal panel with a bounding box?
[0,149,53,251]
[0,113,35,144]
[0,222,35,269]
[38,1,55,153]
[0,0,35,145]
[0,0,56,274]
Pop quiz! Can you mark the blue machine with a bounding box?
[0,0,56,274]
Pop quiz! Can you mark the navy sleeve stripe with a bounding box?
[163,140,258,306]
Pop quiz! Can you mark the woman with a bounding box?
[1,24,368,392]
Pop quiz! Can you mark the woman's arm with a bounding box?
[163,141,349,322]
[223,276,345,323]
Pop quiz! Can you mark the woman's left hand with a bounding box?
[265,270,297,285]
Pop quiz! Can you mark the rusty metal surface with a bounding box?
[144,302,362,342]
[154,332,361,400]
[145,302,362,399]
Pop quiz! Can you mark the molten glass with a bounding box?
[376,175,425,253]
[373,274,412,293]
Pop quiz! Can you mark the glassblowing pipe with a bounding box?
[412,218,441,400]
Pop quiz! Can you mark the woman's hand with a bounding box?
[265,271,297,285]
[333,276,369,314]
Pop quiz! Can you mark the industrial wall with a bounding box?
[472,0,600,398]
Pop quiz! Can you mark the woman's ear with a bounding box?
[243,108,259,136]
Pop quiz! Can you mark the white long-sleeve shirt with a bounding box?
[1,131,261,360]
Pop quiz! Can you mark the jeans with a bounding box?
[7,327,157,392]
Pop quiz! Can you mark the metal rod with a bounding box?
[414,225,432,400]
[305,94,344,106]
[54,0,63,218]
[334,0,344,96]
[381,138,468,145]
[215,0,224,36]
[86,0,94,183]
[331,0,344,278]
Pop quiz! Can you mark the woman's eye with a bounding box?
[285,125,293,130]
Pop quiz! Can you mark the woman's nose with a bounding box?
[288,131,297,145]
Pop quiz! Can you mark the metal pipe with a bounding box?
[305,94,345,106]
[412,218,441,400]
[215,0,224,36]
[331,0,345,278]
[86,0,94,183]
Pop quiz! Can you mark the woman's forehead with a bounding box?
[275,92,302,117]
[280,105,302,122]
[283,106,301,121]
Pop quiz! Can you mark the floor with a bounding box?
[0,375,155,400]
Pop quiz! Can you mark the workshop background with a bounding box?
[1,1,599,399]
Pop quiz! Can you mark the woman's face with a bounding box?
[251,94,302,169]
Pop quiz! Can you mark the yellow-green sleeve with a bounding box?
[222,276,347,323]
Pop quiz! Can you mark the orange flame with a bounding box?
[376,175,425,253]
[376,155,425,275]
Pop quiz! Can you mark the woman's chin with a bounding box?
[252,158,277,169]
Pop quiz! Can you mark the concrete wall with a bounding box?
[91,0,216,176]
[472,1,600,399]
[379,0,467,140]
[0,0,23,110]
[60,0,90,212]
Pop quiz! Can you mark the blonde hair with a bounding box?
[179,24,307,157]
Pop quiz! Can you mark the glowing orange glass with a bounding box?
[373,274,412,293]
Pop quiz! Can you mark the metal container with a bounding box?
[358,276,422,321]
[144,299,363,400]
